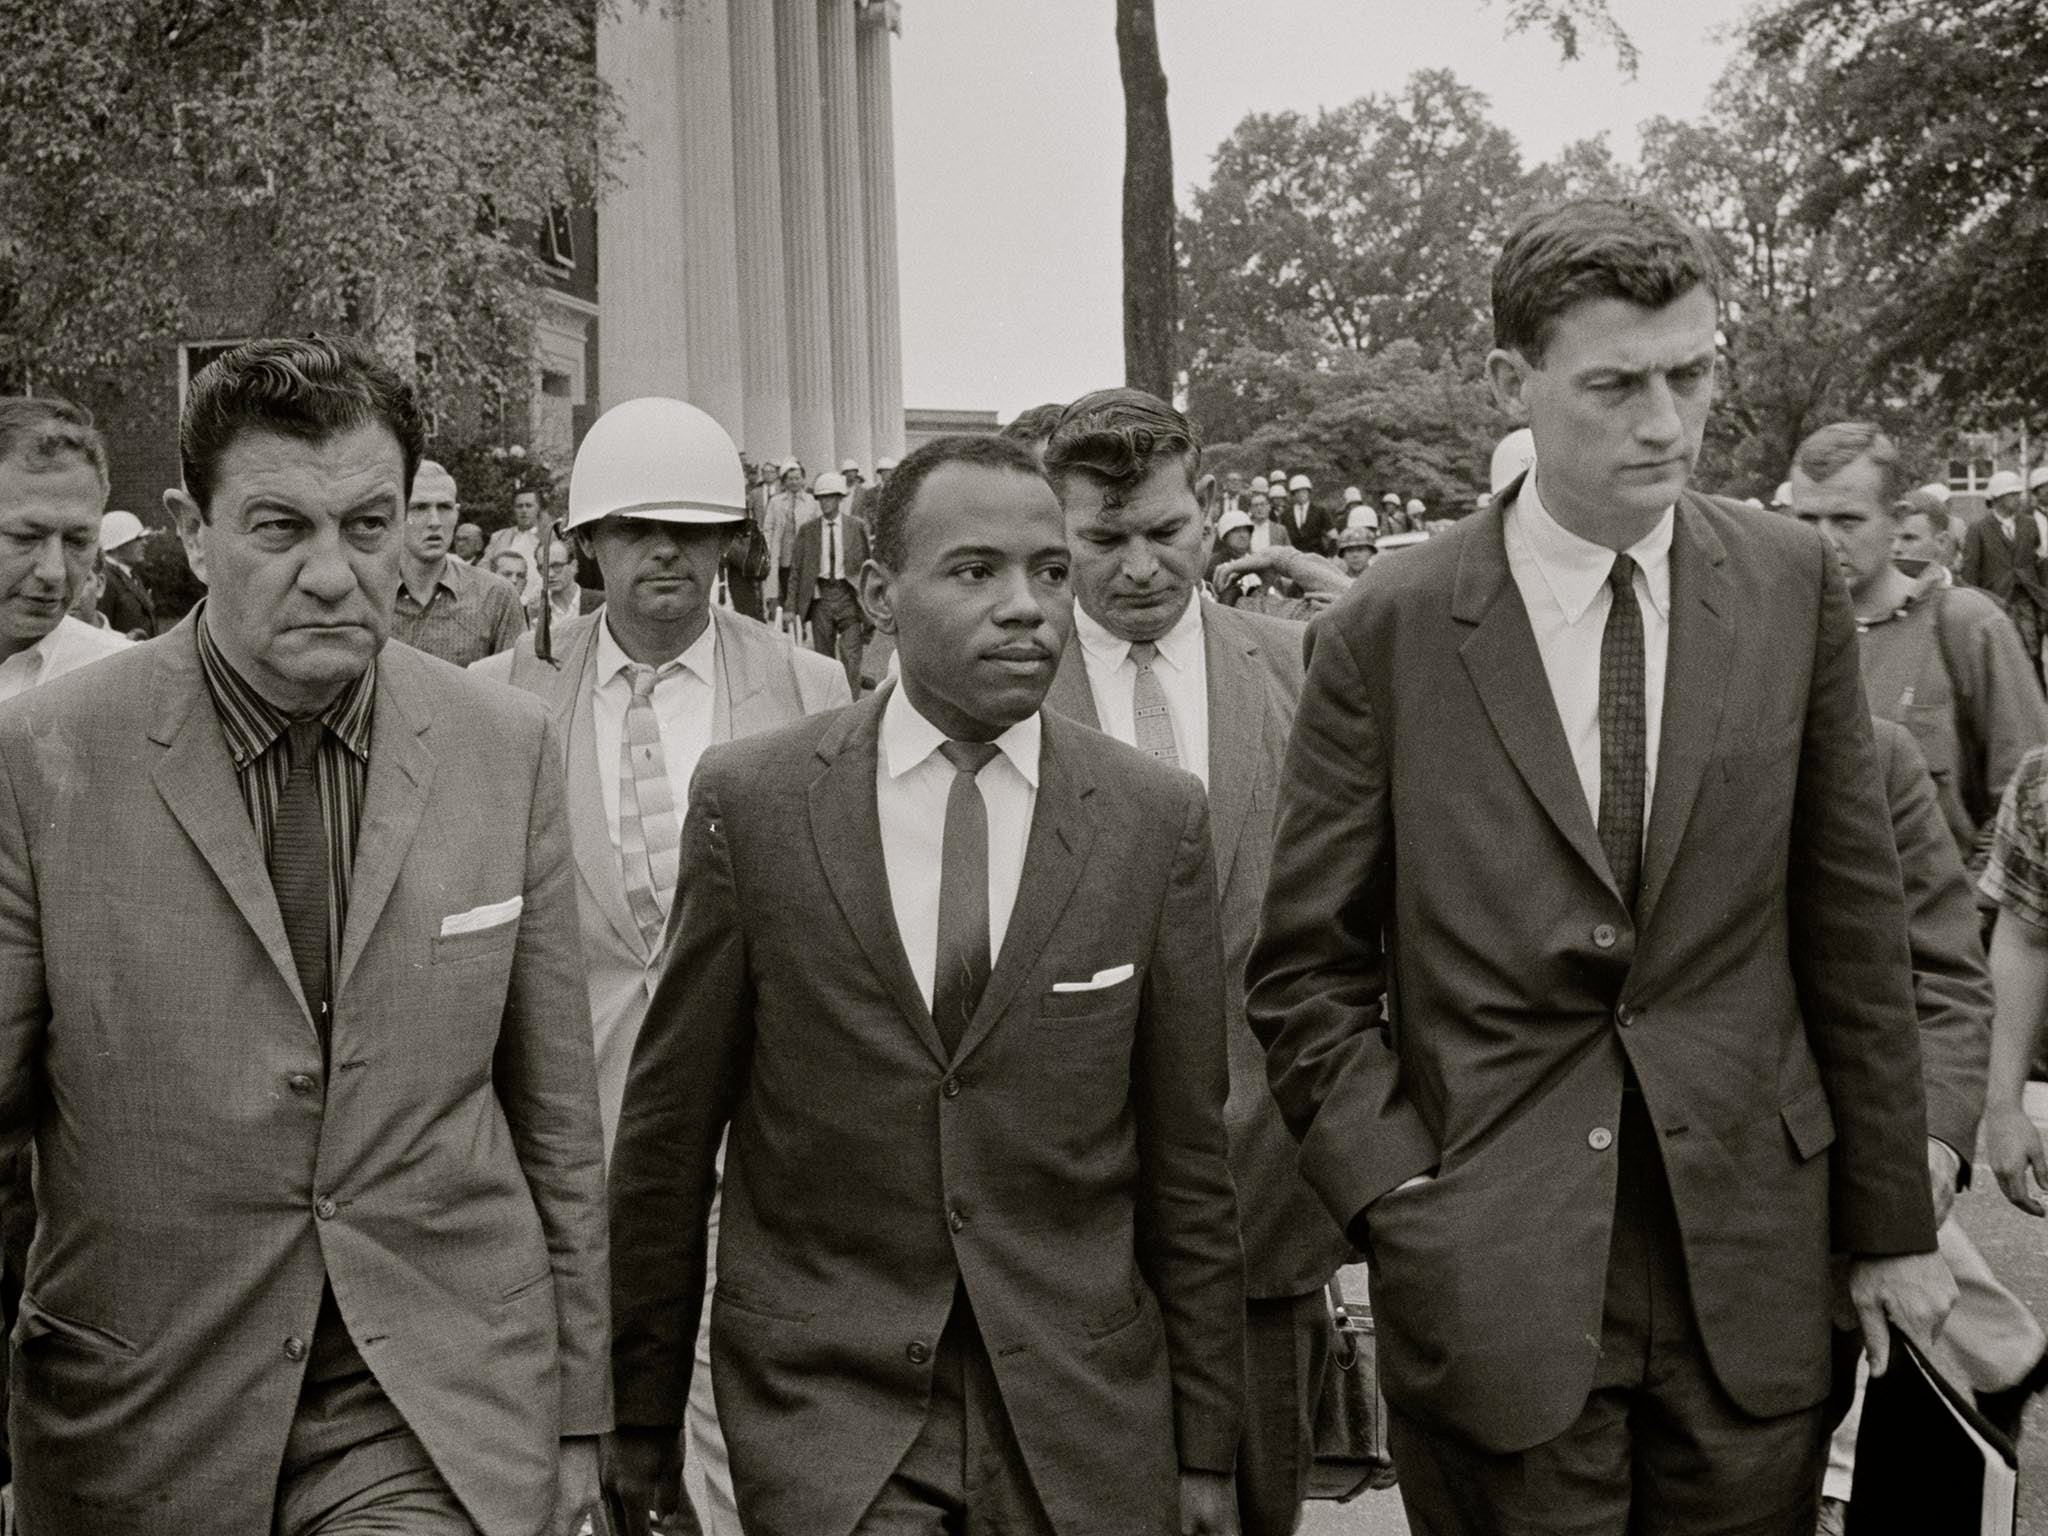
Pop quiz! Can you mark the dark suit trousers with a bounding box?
[852,1289,1057,1536]
[272,1289,478,1536]
[1237,1290,1330,1536]
[1388,1095,1828,1536]
[809,580,868,695]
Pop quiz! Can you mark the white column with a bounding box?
[818,0,872,472]
[856,2,906,460]
[774,0,837,475]
[729,0,793,462]
[595,0,689,405]
[678,0,744,443]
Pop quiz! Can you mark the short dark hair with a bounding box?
[1793,421,1902,511]
[512,484,543,505]
[1042,387,1202,508]
[869,434,1046,569]
[999,403,1067,446]
[0,397,109,489]
[180,335,425,517]
[1898,488,1950,530]
[1492,198,1721,362]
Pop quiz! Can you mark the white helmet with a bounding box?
[1489,428,1536,496]
[1217,509,1254,538]
[1288,473,1313,493]
[839,458,861,476]
[813,471,850,498]
[1248,477,1270,497]
[98,509,146,552]
[1987,470,2025,500]
[875,457,899,473]
[1916,481,1952,504]
[1406,498,1426,516]
[1342,486,1363,505]
[566,397,747,532]
[2031,467,2048,492]
[1772,481,1793,508]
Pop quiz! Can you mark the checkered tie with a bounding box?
[1598,554,1646,912]
[1129,642,1180,767]
[618,663,681,953]
[270,720,330,1043]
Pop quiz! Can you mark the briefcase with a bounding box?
[1307,1269,1398,1500]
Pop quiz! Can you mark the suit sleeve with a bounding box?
[610,761,754,1429]
[1789,544,1938,1256]
[1959,523,1986,591]
[495,713,612,1435]
[1133,776,1244,1474]
[1246,609,1437,1232]
[0,724,49,1408]
[1881,725,1991,1168]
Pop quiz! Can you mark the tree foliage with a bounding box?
[0,0,628,416]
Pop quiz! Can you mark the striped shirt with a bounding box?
[195,609,375,982]
[391,554,526,668]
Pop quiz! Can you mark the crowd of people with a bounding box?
[5,194,2048,1536]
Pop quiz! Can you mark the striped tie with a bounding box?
[1129,642,1180,767]
[618,664,681,954]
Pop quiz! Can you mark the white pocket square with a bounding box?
[439,896,523,937]
[1051,963,1136,994]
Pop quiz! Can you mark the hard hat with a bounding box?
[1217,509,1254,538]
[1343,486,1363,505]
[1489,428,1536,496]
[1266,469,1286,484]
[839,459,861,475]
[1381,491,1402,505]
[780,460,804,477]
[1346,506,1380,531]
[1337,524,1375,550]
[1741,497,1766,509]
[1248,477,1270,497]
[1917,481,1951,504]
[1771,481,1793,508]
[1406,498,1426,516]
[1288,474,1313,493]
[2030,466,2048,492]
[98,509,146,552]
[1987,470,2025,499]
[566,397,747,532]
[813,471,849,498]
[876,457,899,472]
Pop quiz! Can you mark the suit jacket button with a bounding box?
[942,1076,962,1099]
[907,1340,931,1365]
[287,1074,317,1096]
[1616,1005,1635,1028]
[948,1209,967,1233]
[1592,924,1618,949]
[315,1196,337,1220]
[1588,1127,1614,1151]
[283,1336,306,1361]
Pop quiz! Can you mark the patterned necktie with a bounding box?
[618,663,681,954]
[932,740,1001,1058]
[1129,642,1180,767]
[1598,554,1647,912]
[270,720,331,1042]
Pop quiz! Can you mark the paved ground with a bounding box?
[1298,1086,2048,1534]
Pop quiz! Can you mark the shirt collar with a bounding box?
[1073,588,1204,673]
[399,557,462,603]
[195,604,376,767]
[881,681,1042,789]
[596,611,717,689]
[1510,473,1674,626]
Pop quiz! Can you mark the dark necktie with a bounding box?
[271,720,331,1042]
[932,740,1001,1058]
[1598,554,1647,913]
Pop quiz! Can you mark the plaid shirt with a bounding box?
[391,555,526,668]
[195,609,374,981]
[1981,746,2048,930]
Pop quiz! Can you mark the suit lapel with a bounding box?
[1044,638,1102,732]
[1637,496,1733,931]
[806,692,951,1067]
[715,607,804,741]
[147,622,310,1027]
[1453,497,1618,899]
[1201,607,1265,893]
[335,656,435,997]
[956,716,1096,1065]
[562,623,648,962]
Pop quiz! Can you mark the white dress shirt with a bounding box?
[0,615,132,705]
[593,616,718,848]
[1250,520,1281,552]
[1503,475,1673,830]
[1074,593,1211,789]
[877,684,1041,1011]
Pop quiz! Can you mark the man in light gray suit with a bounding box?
[1040,389,1352,1536]
[474,396,844,1536]
[0,336,609,1535]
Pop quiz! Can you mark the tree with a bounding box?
[1116,0,1176,397]
[0,0,629,419]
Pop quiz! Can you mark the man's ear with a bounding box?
[857,558,895,635]
[164,487,208,586]
[1486,347,1533,424]
[1195,471,1218,522]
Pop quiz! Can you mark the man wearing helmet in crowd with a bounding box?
[1961,469,2048,680]
[788,469,874,695]
[473,397,847,1536]
[1282,472,1335,555]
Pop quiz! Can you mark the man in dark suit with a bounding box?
[787,470,872,694]
[0,337,609,1535]
[605,433,1245,1536]
[1248,199,1953,1533]
[1040,388,1350,1536]
[1280,474,1336,557]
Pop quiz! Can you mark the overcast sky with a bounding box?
[890,0,1757,421]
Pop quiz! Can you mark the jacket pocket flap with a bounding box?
[1780,1085,1837,1162]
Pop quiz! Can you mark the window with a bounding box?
[544,207,576,271]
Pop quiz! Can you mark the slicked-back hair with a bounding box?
[869,434,1048,570]
[1493,198,1721,363]
[180,335,425,518]
[998,402,1067,447]
[1041,387,1201,508]
[0,397,109,490]
[1793,421,1903,512]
